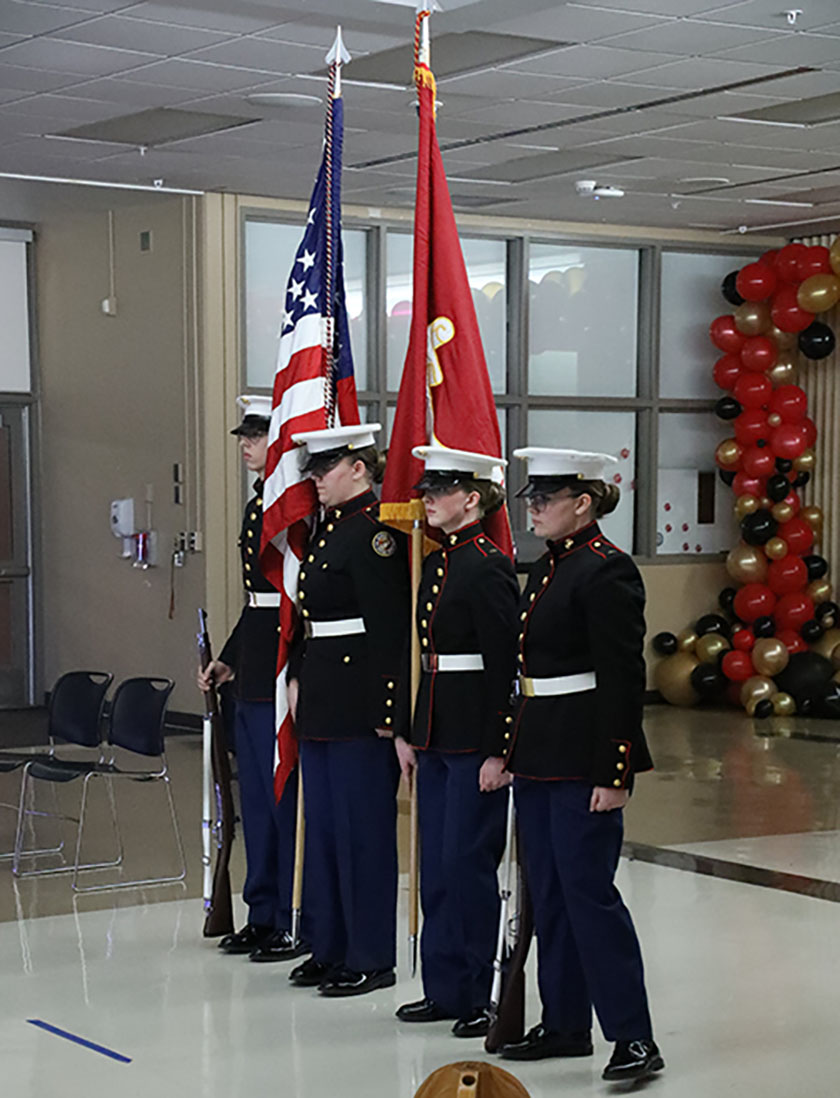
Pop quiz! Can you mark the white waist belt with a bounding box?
[247,592,281,608]
[305,617,366,638]
[422,653,484,673]
[519,671,596,697]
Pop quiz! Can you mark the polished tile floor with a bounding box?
[1,704,839,1096]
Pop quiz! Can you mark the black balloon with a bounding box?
[792,471,811,489]
[775,651,834,705]
[804,555,828,582]
[719,469,736,487]
[652,631,678,656]
[775,458,793,474]
[753,616,775,638]
[815,599,839,622]
[696,613,730,637]
[722,270,745,307]
[690,663,726,698]
[798,321,836,361]
[718,587,737,612]
[714,396,742,421]
[801,618,824,643]
[740,509,778,546]
[767,474,791,503]
[819,681,840,719]
[753,698,774,720]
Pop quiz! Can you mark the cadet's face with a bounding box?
[239,433,268,475]
[312,457,368,508]
[528,490,592,541]
[422,486,478,534]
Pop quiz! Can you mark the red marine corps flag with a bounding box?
[260,28,359,803]
[380,7,513,559]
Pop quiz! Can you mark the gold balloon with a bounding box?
[766,358,798,388]
[802,505,823,534]
[806,578,832,604]
[759,497,772,510]
[767,413,782,428]
[752,637,790,677]
[677,629,698,653]
[740,675,775,710]
[793,448,815,472]
[771,502,794,524]
[769,325,797,351]
[734,300,772,336]
[654,652,700,707]
[771,692,796,716]
[812,628,840,659]
[696,634,729,664]
[831,236,840,277]
[734,494,760,520]
[726,542,768,583]
[797,272,840,314]
[765,536,788,560]
[716,438,742,467]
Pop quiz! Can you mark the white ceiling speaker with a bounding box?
[575,179,624,198]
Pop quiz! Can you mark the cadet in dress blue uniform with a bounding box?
[394,446,519,1038]
[198,395,305,963]
[286,423,411,997]
[491,448,664,1083]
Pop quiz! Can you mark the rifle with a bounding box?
[197,609,236,938]
[485,814,534,1053]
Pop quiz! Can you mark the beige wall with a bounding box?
[36,194,205,713]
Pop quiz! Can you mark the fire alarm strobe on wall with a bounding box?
[575,179,625,199]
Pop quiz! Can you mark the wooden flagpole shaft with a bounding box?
[290,762,305,947]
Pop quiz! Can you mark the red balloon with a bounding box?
[713,353,743,391]
[710,315,746,354]
[733,583,776,623]
[732,471,765,498]
[759,249,779,267]
[742,445,776,479]
[767,555,808,595]
[731,627,755,651]
[733,409,769,446]
[740,335,777,373]
[768,384,807,423]
[775,243,809,283]
[721,649,755,682]
[771,285,815,332]
[797,245,832,281]
[733,372,772,409]
[774,592,815,632]
[776,628,808,655]
[778,517,813,555]
[802,417,817,448]
[736,262,778,302]
[770,422,808,459]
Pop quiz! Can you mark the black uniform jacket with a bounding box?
[290,489,410,742]
[219,480,279,703]
[498,521,653,791]
[405,522,519,755]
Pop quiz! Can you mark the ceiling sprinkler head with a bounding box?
[786,8,802,24]
[575,179,623,198]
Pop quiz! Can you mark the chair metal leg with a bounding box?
[0,778,66,861]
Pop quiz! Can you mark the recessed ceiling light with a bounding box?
[679,176,731,185]
[744,198,815,208]
[720,115,807,129]
[245,92,322,107]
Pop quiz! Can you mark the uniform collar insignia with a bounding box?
[327,489,377,522]
[442,521,483,550]
[548,520,600,557]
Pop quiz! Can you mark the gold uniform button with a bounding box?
[248,530,254,538]
[245,580,252,588]
[432,585,439,593]
[478,537,485,543]
[613,779,622,788]
[520,611,527,621]
[250,512,257,521]
[542,576,549,585]
[334,509,342,519]
[421,619,427,628]
[386,699,393,707]
[426,602,433,611]
[505,716,513,725]
[245,563,251,572]
[318,539,326,548]
[504,732,511,740]
[308,554,315,563]
[449,534,457,544]
[302,609,310,618]
[422,638,429,648]
[387,681,395,689]
[619,745,627,754]
[327,523,335,532]
[277,626,282,634]
[564,538,573,549]
[617,763,625,770]
[437,568,444,577]
[256,498,263,506]
[594,541,601,548]
[247,547,254,556]
[517,654,524,663]
[322,562,328,569]
[385,716,393,725]
[343,655,351,664]
[299,571,305,580]
[298,591,305,600]
[518,633,524,641]
[529,593,536,602]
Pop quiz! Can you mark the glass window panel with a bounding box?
[659,251,755,399]
[657,411,738,555]
[0,241,30,393]
[386,232,507,393]
[528,244,638,397]
[244,220,368,391]
[526,410,636,551]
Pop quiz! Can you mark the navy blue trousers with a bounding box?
[514,778,653,1041]
[417,751,508,1017]
[234,700,299,932]
[300,737,400,973]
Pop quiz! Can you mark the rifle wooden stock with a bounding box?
[484,843,534,1053]
[198,610,236,938]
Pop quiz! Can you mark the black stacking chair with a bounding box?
[0,670,112,860]
[13,676,186,892]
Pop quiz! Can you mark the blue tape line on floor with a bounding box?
[27,1019,132,1063]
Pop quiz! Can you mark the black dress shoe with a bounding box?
[499,1024,593,1061]
[249,930,311,963]
[318,966,396,997]
[452,1009,491,1038]
[396,998,454,1023]
[218,923,273,955]
[289,958,332,987]
[602,1039,664,1081]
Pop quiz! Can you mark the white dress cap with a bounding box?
[513,447,618,480]
[412,444,507,483]
[235,393,273,420]
[292,422,382,454]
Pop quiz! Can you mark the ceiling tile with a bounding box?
[49,15,237,54]
[0,38,161,76]
[0,1,100,35]
[0,62,83,92]
[700,0,840,29]
[433,68,590,98]
[503,45,684,80]
[601,18,786,54]
[620,56,779,89]
[56,76,205,108]
[489,6,671,42]
[0,92,121,122]
[713,32,840,66]
[255,22,406,55]
[116,59,283,92]
[118,2,290,34]
[571,0,758,16]
[444,100,589,127]
[185,38,329,76]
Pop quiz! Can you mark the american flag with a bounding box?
[260,89,360,801]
